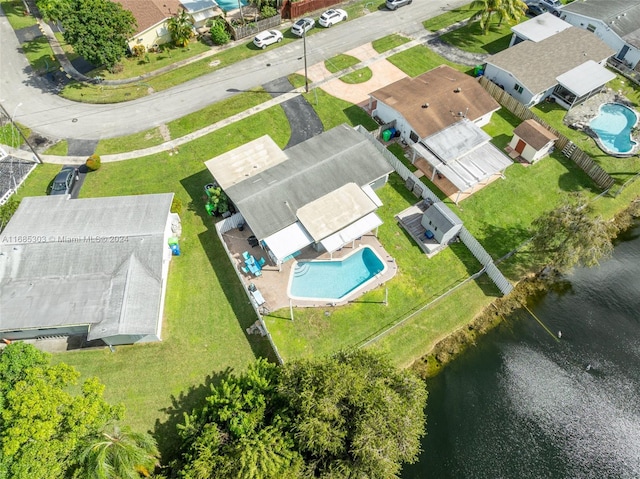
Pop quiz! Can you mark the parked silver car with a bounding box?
[386,0,412,10]
[318,9,347,27]
[291,17,315,37]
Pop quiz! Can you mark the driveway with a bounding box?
[0,0,470,141]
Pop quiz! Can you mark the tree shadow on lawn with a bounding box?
[153,368,231,464]
[180,169,277,360]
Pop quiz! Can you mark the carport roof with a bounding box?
[412,120,513,193]
[511,12,571,43]
[556,60,616,97]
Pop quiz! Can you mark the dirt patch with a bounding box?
[158,124,171,142]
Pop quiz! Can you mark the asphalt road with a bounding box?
[0,0,468,141]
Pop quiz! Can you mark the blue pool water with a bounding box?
[589,102,638,154]
[216,0,247,12]
[289,247,386,300]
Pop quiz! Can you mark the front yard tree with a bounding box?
[61,0,136,71]
[279,350,427,478]
[471,0,527,35]
[35,0,71,22]
[167,10,194,47]
[79,425,160,479]
[531,192,615,272]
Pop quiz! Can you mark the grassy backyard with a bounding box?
[0,0,37,29]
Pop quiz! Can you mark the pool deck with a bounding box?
[221,226,398,312]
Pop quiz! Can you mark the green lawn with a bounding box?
[95,128,165,156]
[372,34,411,54]
[439,17,515,54]
[43,140,68,155]
[21,35,58,73]
[386,45,469,77]
[423,3,475,32]
[325,54,360,73]
[0,0,37,29]
[340,67,372,84]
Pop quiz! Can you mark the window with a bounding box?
[587,24,596,33]
[513,83,523,94]
[409,131,419,143]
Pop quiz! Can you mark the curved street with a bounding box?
[0,0,468,141]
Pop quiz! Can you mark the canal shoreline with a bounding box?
[411,198,640,379]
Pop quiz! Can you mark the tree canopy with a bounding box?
[167,10,194,48]
[531,192,615,272]
[0,343,156,479]
[175,350,427,478]
[470,0,527,35]
[60,0,136,71]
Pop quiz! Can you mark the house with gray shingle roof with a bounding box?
[484,26,615,109]
[0,194,177,348]
[204,124,393,266]
[559,0,640,69]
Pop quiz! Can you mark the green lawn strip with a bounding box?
[368,277,498,369]
[422,3,475,32]
[60,36,296,103]
[95,128,165,156]
[43,140,68,155]
[372,34,411,54]
[21,35,58,74]
[12,107,290,456]
[0,122,30,148]
[264,173,485,361]
[0,0,37,29]
[340,67,372,84]
[438,18,514,54]
[325,54,360,73]
[344,0,386,19]
[168,88,272,138]
[387,45,468,77]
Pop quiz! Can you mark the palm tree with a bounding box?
[470,0,527,35]
[167,10,194,47]
[79,425,160,479]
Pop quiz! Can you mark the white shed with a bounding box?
[508,119,558,163]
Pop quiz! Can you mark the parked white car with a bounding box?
[253,30,283,49]
[291,17,315,36]
[318,9,348,27]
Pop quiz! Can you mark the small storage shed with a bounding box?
[421,202,463,245]
[508,119,558,163]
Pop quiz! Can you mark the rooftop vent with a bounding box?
[421,103,429,108]
[454,87,462,93]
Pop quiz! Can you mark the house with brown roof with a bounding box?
[118,0,187,51]
[368,65,500,145]
[484,27,615,109]
[507,119,558,163]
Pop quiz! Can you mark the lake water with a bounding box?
[403,223,640,478]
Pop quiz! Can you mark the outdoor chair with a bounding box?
[241,266,249,274]
[242,251,251,260]
[254,270,262,277]
[258,257,266,266]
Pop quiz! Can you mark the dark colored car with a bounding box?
[386,0,412,10]
[526,3,548,16]
[49,166,76,196]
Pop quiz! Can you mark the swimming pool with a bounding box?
[216,0,247,12]
[289,246,386,301]
[589,103,638,155]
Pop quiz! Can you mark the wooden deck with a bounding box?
[395,201,444,257]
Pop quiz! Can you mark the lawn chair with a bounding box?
[258,257,266,267]
[242,251,251,260]
[254,270,262,277]
[241,266,249,274]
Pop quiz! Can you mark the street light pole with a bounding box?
[10,103,22,147]
[0,102,43,164]
[303,28,309,93]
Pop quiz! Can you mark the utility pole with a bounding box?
[303,28,309,93]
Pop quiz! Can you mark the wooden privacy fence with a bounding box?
[228,14,281,40]
[356,126,514,296]
[281,0,341,19]
[478,77,615,190]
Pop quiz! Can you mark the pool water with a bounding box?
[216,0,247,12]
[589,103,638,154]
[289,247,386,301]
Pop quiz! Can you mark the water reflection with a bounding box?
[403,224,640,478]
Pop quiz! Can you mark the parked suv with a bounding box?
[386,0,412,10]
[253,30,283,49]
[318,9,347,27]
[291,17,314,36]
